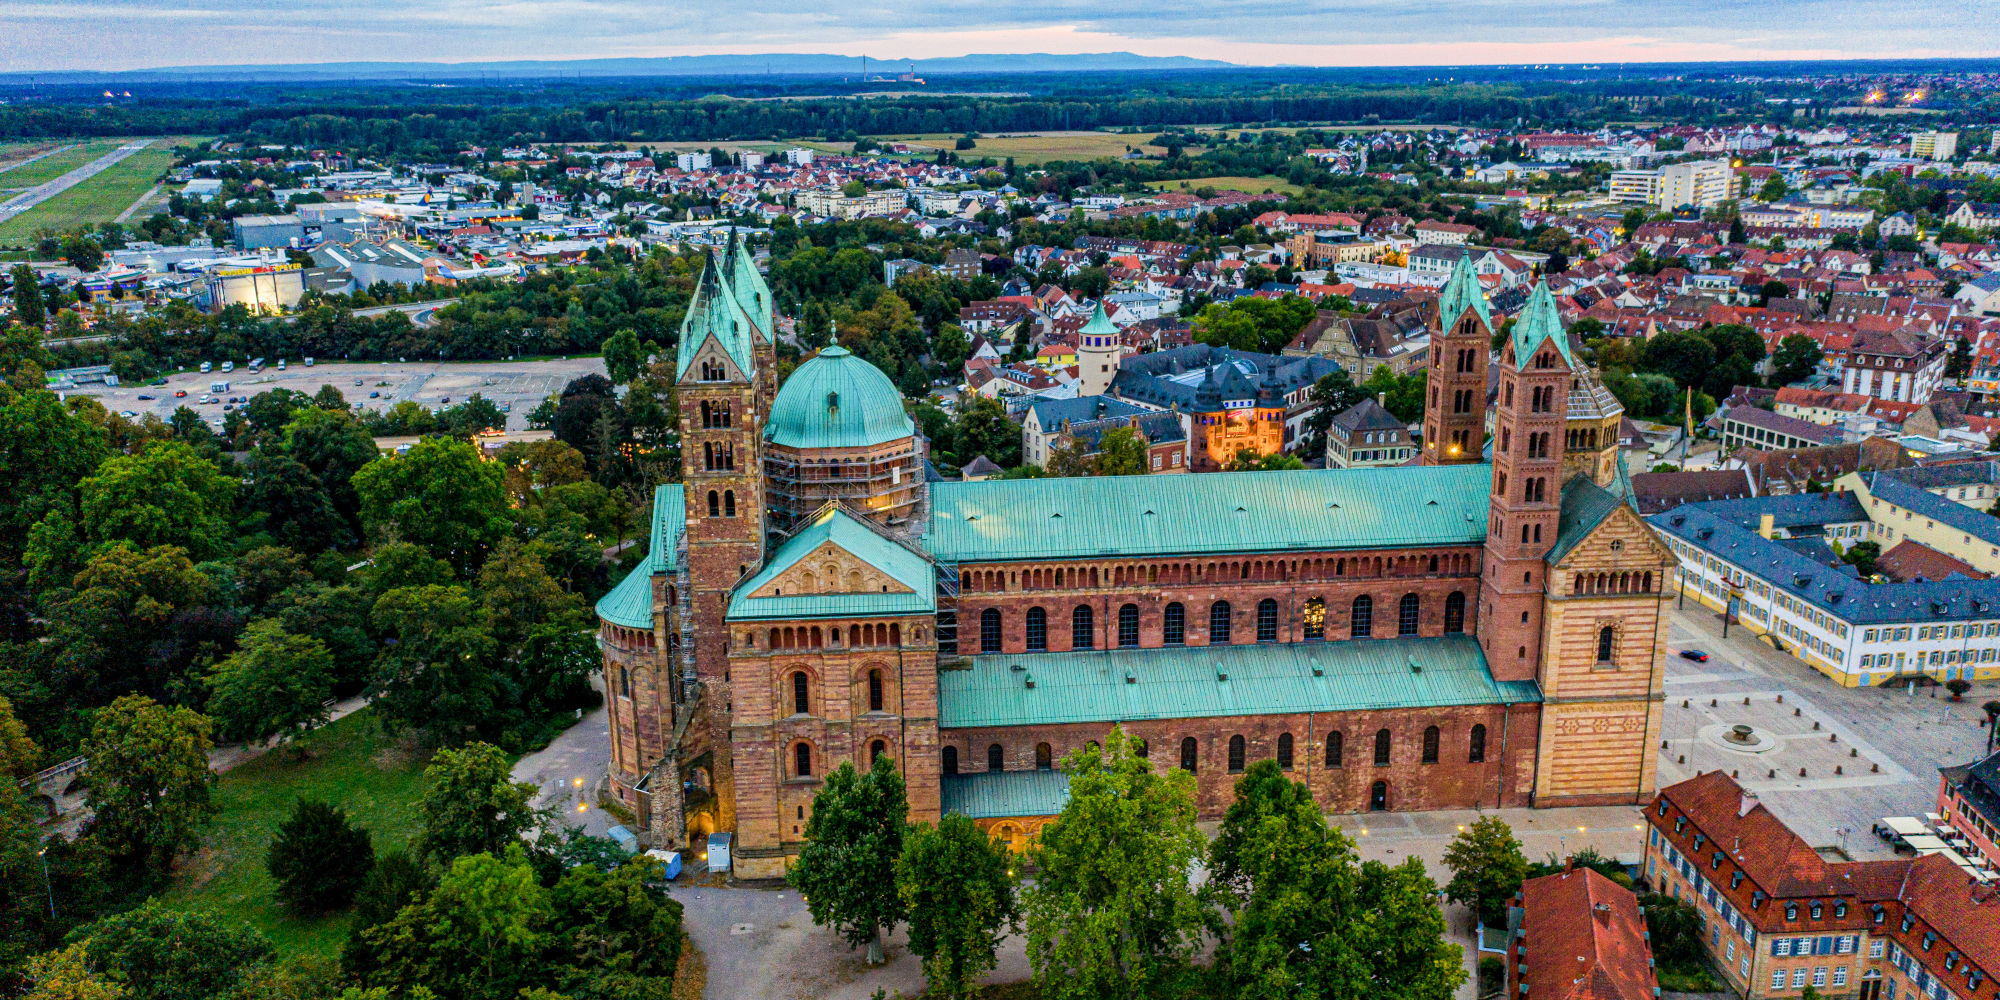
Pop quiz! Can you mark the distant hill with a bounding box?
[1,52,1237,84]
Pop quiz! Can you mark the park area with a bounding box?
[160,711,430,954]
[1147,174,1306,197]
[883,130,1189,163]
[0,140,178,243]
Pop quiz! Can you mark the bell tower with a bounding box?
[1479,283,1573,683]
[1422,252,1493,465]
[676,252,766,831]
[1077,301,1121,397]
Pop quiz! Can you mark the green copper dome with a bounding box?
[765,346,916,450]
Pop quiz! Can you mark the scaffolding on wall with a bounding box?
[762,447,923,534]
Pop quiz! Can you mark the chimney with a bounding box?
[1758,513,1776,539]
[1739,789,1760,817]
[1593,902,1613,926]
[1379,392,1388,407]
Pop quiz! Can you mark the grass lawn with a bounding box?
[0,139,126,188]
[0,145,176,244]
[881,131,1179,164]
[160,710,431,955]
[1147,175,1305,197]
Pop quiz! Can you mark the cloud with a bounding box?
[0,0,1993,70]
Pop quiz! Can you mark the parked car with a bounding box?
[354,379,364,386]
[1678,649,1710,662]
[136,394,155,400]
[368,391,381,398]
[174,390,188,398]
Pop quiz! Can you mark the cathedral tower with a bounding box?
[1421,253,1493,465]
[676,252,768,831]
[723,231,779,419]
[1479,283,1573,683]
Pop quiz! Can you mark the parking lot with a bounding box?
[64,356,608,432]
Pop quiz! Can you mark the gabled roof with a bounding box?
[1518,869,1659,1000]
[727,505,935,621]
[938,635,1538,729]
[924,463,1493,563]
[941,770,1072,819]
[1547,474,1630,565]
[675,251,759,380]
[1438,251,1494,332]
[1512,282,1577,368]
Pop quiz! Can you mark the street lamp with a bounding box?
[37,847,54,920]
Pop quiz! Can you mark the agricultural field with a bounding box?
[0,143,176,243]
[0,139,129,189]
[1147,174,1305,197]
[881,130,1185,163]
[161,711,430,955]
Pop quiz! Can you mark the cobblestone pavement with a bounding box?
[1661,603,1994,860]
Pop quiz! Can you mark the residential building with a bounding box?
[1506,869,1658,1000]
[1413,220,1478,246]
[675,152,713,172]
[1610,161,1734,209]
[1910,132,1958,162]
[1724,408,1847,451]
[1841,328,1949,404]
[1937,748,2000,866]
[1325,396,1414,468]
[1020,394,1145,468]
[1646,771,1999,1000]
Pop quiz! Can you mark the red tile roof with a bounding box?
[1518,869,1658,1000]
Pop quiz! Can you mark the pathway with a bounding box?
[0,140,154,224]
[512,701,616,836]
[207,693,370,774]
[113,182,163,223]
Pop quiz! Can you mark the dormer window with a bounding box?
[1731,871,1744,890]
[1786,903,1799,921]
[1810,903,1822,920]
[1675,817,1686,835]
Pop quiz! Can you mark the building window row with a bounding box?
[978,592,1466,653]
[958,551,1478,593]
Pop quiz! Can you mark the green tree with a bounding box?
[352,437,509,576]
[1210,762,1463,1000]
[22,944,125,1000]
[267,799,375,913]
[896,814,1017,999]
[1639,329,1718,392]
[368,585,500,741]
[1769,334,1824,386]
[1759,175,1788,202]
[1228,447,1307,472]
[1636,893,1704,966]
[1299,368,1370,456]
[1093,427,1149,477]
[1844,540,1882,577]
[600,328,646,385]
[1045,440,1096,478]
[950,395,1021,468]
[80,696,216,873]
[9,265,45,328]
[1363,365,1427,422]
[68,900,274,1000]
[1022,726,1207,1000]
[363,846,549,1000]
[1191,296,1316,355]
[72,440,238,562]
[1948,337,1974,379]
[204,620,335,749]
[1441,816,1529,926]
[476,539,584,648]
[789,755,908,965]
[415,743,541,865]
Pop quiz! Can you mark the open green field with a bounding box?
[161,711,432,955]
[0,141,65,169]
[881,130,1183,163]
[0,145,176,243]
[0,139,126,188]
[1147,175,1306,197]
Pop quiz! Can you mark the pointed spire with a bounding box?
[1437,251,1493,333]
[1080,300,1117,336]
[1510,282,1577,368]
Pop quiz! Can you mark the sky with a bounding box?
[4,0,1998,72]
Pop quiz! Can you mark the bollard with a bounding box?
[1732,769,1739,778]
[1800,768,1808,777]
[1795,707,1802,716]
[1678,755,1687,764]
[1711,698,1719,707]
[1872,763,1880,773]
[1851,748,1858,757]
[1776,694,1783,703]
[1744,697,1751,705]
[1813,721,1821,730]
[1836,766,1843,775]
[1683,699,1690,708]
[1662,740,1670,749]
[1769,769,1777,778]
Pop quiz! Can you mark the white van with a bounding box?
[221,361,234,373]
[199,361,212,374]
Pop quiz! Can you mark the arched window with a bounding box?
[1374,728,1392,766]
[707,490,720,517]
[1325,731,1343,767]
[723,491,736,517]
[1597,625,1615,662]
[980,608,1002,653]
[1180,737,1198,773]
[794,743,813,777]
[1210,601,1232,643]
[987,743,1004,772]
[1072,605,1095,649]
[1025,607,1047,651]
[1035,742,1053,771]
[1370,779,1389,812]
[792,672,809,715]
[1444,591,1466,634]
[1228,735,1246,773]
[1118,603,1140,647]
[1302,596,1326,640]
[1399,593,1421,636]
[870,739,887,764]
[1134,739,1149,759]
[1351,595,1373,638]
[942,746,958,775]
[1469,724,1487,763]
[1422,725,1440,764]
[1277,733,1294,770]
[1163,602,1185,645]
[1256,598,1279,642]
[619,666,630,698]
[867,669,884,712]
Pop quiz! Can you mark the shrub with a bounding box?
[267,799,374,913]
